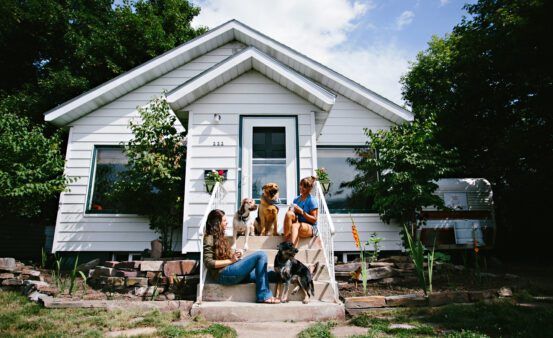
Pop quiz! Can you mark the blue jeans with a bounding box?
[217,251,273,302]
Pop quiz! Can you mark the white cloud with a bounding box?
[395,11,415,30]
[439,0,451,6]
[192,0,410,105]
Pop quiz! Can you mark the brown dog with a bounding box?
[255,183,280,236]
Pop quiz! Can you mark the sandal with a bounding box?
[257,297,281,304]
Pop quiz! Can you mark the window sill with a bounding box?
[84,212,144,218]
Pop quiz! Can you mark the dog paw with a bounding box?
[302,299,309,304]
[243,245,249,251]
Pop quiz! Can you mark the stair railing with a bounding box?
[197,182,224,304]
[314,181,339,303]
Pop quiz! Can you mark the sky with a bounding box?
[190,0,474,105]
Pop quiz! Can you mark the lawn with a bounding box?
[298,300,553,338]
[0,291,236,337]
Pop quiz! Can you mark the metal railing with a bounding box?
[314,181,339,303]
[197,182,224,304]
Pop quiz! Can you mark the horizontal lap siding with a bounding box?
[317,96,395,146]
[331,214,403,252]
[52,43,245,253]
[182,70,319,253]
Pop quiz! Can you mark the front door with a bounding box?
[241,117,298,205]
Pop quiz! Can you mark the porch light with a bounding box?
[213,113,222,123]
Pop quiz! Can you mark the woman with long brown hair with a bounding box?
[203,209,280,303]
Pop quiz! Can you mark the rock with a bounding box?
[381,255,411,263]
[105,277,125,287]
[103,261,119,268]
[2,278,23,286]
[163,260,198,277]
[155,294,167,301]
[345,296,386,309]
[389,323,417,330]
[36,285,59,296]
[335,262,368,272]
[385,294,428,307]
[377,277,403,285]
[134,286,164,297]
[91,267,114,278]
[140,261,164,272]
[151,240,163,259]
[468,290,496,302]
[367,266,395,280]
[0,258,16,272]
[146,271,161,278]
[428,291,470,306]
[76,258,100,273]
[126,277,148,287]
[368,262,395,268]
[115,261,141,270]
[23,280,49,288]
[113,270,138,278]
[0,273,15,279]
[165,292,175,300]
[498,287,513,297]
[21,269,41,277]
[395,263,415,270]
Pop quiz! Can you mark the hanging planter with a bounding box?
[315,168,332,195]
[204,169,227,194]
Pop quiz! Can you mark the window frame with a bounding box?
[316,145,378,214]
[85,145,134,215]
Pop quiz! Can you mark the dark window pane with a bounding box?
[89,147,131,213]
[253,127,285,158]
[317,147,376,213]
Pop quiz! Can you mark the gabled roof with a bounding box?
[166,47,336,112]
[44,19,413,126]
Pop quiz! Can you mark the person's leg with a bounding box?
[228,251,273,302]
[283,210,295,241]
[290,222,301,247]
[218,253,259,285]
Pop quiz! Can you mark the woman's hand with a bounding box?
[231,251,242,263]
[293,204,303,214]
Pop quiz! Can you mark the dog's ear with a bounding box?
[239,199,246,215]
[262,184,268,191]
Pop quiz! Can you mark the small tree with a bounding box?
[113,96,187,253]
[0,112,67,218]
[344,115,458,230]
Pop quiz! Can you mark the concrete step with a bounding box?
[191,300,345,322]
[229,235,322,250]
[202,281,336,302]
[243,249,327,266]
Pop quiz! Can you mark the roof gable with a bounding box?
[44,20,413,126]
[166,47,336,113]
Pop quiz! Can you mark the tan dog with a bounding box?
[255,183,280,236]
[232,198,257,251]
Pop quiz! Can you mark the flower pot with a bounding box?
[320,181,331,194]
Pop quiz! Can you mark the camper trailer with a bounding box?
[419,178,496,250]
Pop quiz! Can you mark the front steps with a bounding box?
[190,301,345,322]
[195,235,344,322]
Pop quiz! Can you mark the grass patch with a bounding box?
[298,321,337,338]
[348,300,553,337]
[0,291,234,337]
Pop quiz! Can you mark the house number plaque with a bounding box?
[212,141,224,146]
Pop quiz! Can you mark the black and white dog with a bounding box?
[232,198,257,251]
[274,241,317,303]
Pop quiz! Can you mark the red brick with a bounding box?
[115,261,141,270]
[113,270,138,278]
[163,260,199,277]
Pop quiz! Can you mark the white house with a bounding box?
[44,20,414,257]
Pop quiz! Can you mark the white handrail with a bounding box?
[314,181,339,303]
[197,182,223,304]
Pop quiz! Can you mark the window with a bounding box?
[87,146,131,213]
[251,127,288,204]
[316,147,377,213]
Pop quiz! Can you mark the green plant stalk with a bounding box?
[403,224,427,295]
[41,247,47,269]
[427,237,436,294]
[360,245,368,295]
[68,256,79,295]
[78,271,88,294]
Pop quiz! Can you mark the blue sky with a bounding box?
[191,0,474,105]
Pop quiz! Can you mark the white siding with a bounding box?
[317,95,395,146]
[181,70,319,253]
[331,214,403,252]
[52,42,246,252]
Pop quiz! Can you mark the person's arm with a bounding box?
[204,237,241,269]
[294,204,318,224]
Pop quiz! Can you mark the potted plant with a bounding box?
[315,167,331,194]
[204,169,226,194]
